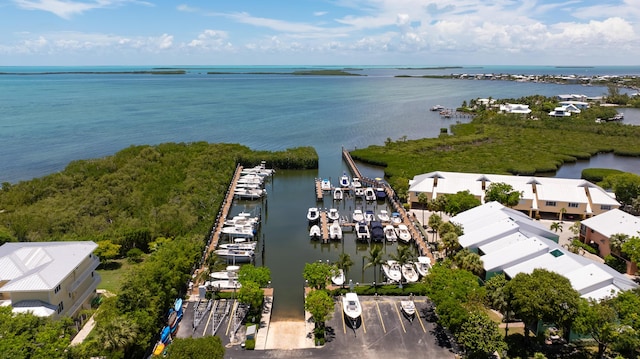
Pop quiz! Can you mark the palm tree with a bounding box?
[95,316,138,353]
[364,245,385,284]
[550,221,563,233]
[453,249,484,277]
[441,232,461,257]
[559,207,567,222]
[336,253,354,288]
[609,233,630,254]
[428,213,442,243]
[390,245,414,267]
[417,192,430,228]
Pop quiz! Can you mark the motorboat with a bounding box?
[327,208,340,221]
[237,174,263,185]
[391,212,402,225]
[307,207,320,223]
[333,187,343,200]
[355,221,370,242]
[351,177,362,188]
[209,279,242,290]
[340,172,350,187]
[218,239,257,251]
[329,221,343,240]
[331,268,345,286]
[224,213,260,228]
[375,188,387,200]
[382,260,402,282]
[396,224,412,243]
[234,188,265,200]
[364,187,376,201]
[364,210,375,223]
[377,209,390,222]
[321,178,331,191]
[370,221,384,243]
[343,292,362,327]
[354,187,365,197]
[400,300,416,321]
[309,224,321,239]
[402,263,419,283]
[384,224,398,242]
[210,265,241,280]
[235,182,262,190]
[415,256,433,277]
[241,161,274,177]
[221,225,255,239]
[430,104,444,111]
[213,248,255,263]
[352,209,364,222]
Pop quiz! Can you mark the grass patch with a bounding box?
[97,259,136,294]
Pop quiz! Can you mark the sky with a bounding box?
[0,0,639,66]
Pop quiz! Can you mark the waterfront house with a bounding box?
[579,209,640,274]
[407,171,619,219]
[499,103,532,114]
[558,101,589,110]
[549,104,581,117]
[0,241,101,318]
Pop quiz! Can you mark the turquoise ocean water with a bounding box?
[3,66,640,320]
[2,65,640,184]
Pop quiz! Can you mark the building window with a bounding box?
[57,301,64,314]
[601,205,612,210]
[54,284,61,294]
[568,203,579,208]
[545,201,557,207]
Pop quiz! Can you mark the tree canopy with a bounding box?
[166,336,225,359]
[303,262,333,290]
[484,182,522,208]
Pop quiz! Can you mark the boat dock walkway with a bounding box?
[314,178,323,201]
[342,149,433,262]
[320,211,329,243]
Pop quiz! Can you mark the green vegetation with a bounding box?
[292,69,363,76]
[582,168,624,182]
[165,336,225,358]
[0,141,316,358]
[351,96,640,200]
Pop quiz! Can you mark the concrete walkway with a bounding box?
[70,316,95,346]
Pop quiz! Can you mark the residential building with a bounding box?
[499,103,532,114]
[549,104,581,117]
[451,202,637,301]
[580,209,640,274]
[0,241,101,318]
[407,171,619,219]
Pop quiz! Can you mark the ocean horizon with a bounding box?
[2,65,640,184]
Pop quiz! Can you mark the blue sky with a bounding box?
[0,0,638,66]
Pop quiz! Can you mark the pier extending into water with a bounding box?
[341,149,434,262]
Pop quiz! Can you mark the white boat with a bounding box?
[329,221,343,240]
[364,187,376,201]
[241,161,274,177]
[331,268,345,286]
[400,300,416,321]
[221,225,255,238]
[309,224,321,239]
[210,265,240,280]
[377,210,390,222]
[355,221,370,242]
[396,224,412,243]
[391,212,402,225]
[430,104,444,111]
[234,188,265,200]
[236,182,262,190]
[402,263,419,283]
[333,187,343,200]
[351,177,362,188]
[213,248,255,263]
[415,256,432,277]
[354,187,365,197]
[307,207,320,223]
[209,279,242,290]
[320,178,331,191]
[340,172,350,187]
[218,238,258,250]
[237,174,263,185]
[352,209,364,222]
[382,260,402,282]
[343,292,362,327]
[364,210,375,223]
[384,224,398,242]
[327,208,340,221]
[224,213,260,227]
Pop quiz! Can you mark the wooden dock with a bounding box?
[203,165,243,265]
[315,178,323,201]
[320,211,329,243]
[341,149,434,262]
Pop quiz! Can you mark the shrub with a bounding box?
[126,248,144,263]
[244,338,255,350]
[605,255,627,273]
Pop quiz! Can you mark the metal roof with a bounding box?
[581,208,640,238]
[0,241,98,292]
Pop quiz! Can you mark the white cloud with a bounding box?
[13,0,151,19]
[314,11,327,16]
[187,30,232,50]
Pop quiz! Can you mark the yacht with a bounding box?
[327,208,340,221]
[352,209,364,222]
[415,256,433,277]
[333,187,343,200]
[364,187,376,201]
[340,172,350,187]
[343,292,362,328]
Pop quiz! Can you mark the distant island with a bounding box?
[396,66,463,70]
